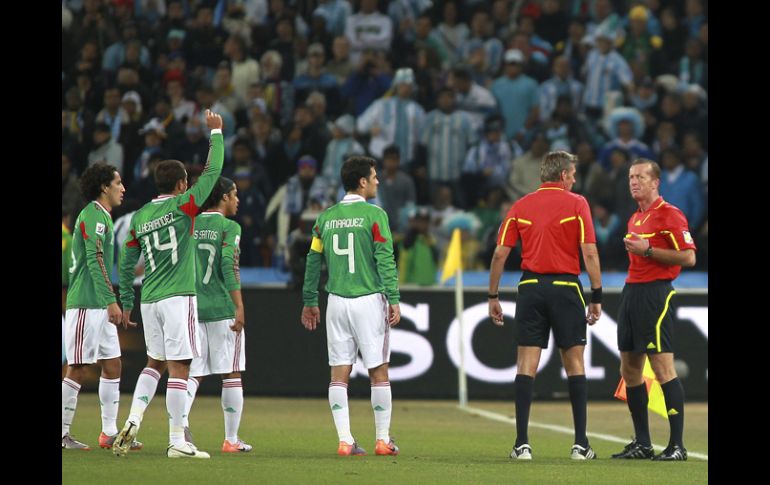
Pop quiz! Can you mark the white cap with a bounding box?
[504,49,524,64]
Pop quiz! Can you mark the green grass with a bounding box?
[63,395,707,484]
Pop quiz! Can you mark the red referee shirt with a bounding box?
[497,182,596,275]
[625,196,697,283]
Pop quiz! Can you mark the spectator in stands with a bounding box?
[491,49,539,142]
[450,66,497,135]
[659,148,705,231]
[322,114,365,193]
[326,36,355,84]
[379,145,417,236]
[345,0,393,65]
[357,67,425,165]
[88,122,125,175]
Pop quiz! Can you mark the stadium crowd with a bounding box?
[61,0,708,282]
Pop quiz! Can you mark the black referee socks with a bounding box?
[514,374,534,447]
[568,375,588,447]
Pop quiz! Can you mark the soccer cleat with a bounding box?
[611,438,654,459]
[652,444,688,461]
[184,426,194,445]
[222,439,253,453]
[112,420,139,457]
[375,438,399,456]
[570,444,597,460]
[98,432,143,450]
[509,444,532,460]
[167,442,211,459]
[338,441,367,456]
[62,433,91,450]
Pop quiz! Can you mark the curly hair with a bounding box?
[80,163,118,201]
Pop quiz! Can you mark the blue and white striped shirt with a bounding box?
[460,37,504,77]
[582,49,633,110]
[357,96,425,163]
[539,76,584,121]
[420,110,475,182]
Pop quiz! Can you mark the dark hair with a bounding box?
[154,159,187,193]
[80,163,119,201]
[631,158,662,180]
[452,66,471,82]
[383,145,400,159]
[202,176,236,211]
[341,156,376,192]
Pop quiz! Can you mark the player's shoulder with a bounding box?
[223,217,242,233]
[657,200,687,221]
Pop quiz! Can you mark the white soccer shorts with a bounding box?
[140,295,200,361]
[326,293,390,369]
[190,319,246,377]
[64,308,121,365]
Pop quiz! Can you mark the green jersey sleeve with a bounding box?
[302,216,324,306]
[119,217,141,310]
[222,220,242,292]
[177,131,224,217]
[83,211,116,306]
[372,210,400,304]
[62,226,72,287]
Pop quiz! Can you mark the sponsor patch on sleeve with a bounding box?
[95,222,106,236]
[683,230,693,244]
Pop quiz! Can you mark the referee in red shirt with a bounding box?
[488,151,603,461]
[611,159,696,461]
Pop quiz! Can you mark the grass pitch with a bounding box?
[63,394,707,484]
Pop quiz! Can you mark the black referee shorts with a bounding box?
[617,280,677,353]
[514,272,587,349]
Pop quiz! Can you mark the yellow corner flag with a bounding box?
[440,228,462,284]
[613,356,669,419]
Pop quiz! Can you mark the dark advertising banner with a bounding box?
[117,288,708,401]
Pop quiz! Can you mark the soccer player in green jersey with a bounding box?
[302,156,402,457]
[184,176,252,453]
[62,163,130,451]
[113,110,224,459]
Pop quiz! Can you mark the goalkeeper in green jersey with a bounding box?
[62,163,127,451]
[184,176,252,453]
[302,156,402,457]
[113,110,224,459]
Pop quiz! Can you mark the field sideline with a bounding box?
[63,395,707,484]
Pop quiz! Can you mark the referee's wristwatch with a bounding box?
[643,245,654,258]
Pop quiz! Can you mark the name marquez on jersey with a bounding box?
[324,218,365,230]
[137,212,175,236]
[194,229,219,240]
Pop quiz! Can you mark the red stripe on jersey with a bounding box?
[126,229,139,248]
[79,221,89,240]
[180,195,199,234]
[372,222,387,243]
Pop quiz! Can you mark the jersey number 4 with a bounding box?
[333,233,355,274]
[142,227,178,272]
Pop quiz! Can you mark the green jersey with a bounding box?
[62,223,72,287]
[303,194,400,306]
[194,211,242,322]
[119,131,224,309]
[66,201,116,309]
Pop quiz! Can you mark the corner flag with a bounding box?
[614,356,669,419]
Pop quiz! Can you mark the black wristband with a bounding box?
[487,293,499,299]
[590,287,602,304]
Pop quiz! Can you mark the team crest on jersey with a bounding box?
[95,222,106,236]
[683,231,693,244]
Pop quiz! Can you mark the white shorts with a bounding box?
[64,308,121,365]
[140,295,200,361]
[190,319,246,377]
[326,293,390,369]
